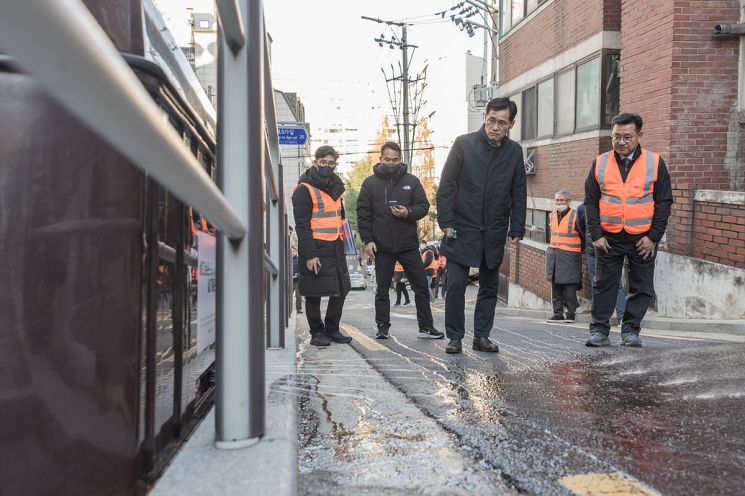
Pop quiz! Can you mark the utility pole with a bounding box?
[362,16,418,164]
[401,24,410,164]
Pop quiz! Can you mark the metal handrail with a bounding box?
[215,0,246,54]
[0,0,247,241]
[264,251,279,277]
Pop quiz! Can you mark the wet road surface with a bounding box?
[294,284,745,495]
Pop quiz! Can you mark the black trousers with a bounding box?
[395,279,410,304]
[445,256,500,339]
[591,239,655,336]
[551,282,579,316]
[305,294,346,335]
[375,249,433,329]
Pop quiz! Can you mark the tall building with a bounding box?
[190,12,217,106]
[494,0,745,319]
[276,90,311,229]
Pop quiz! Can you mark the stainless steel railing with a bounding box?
[0,0,288,446]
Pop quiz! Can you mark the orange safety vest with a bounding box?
[298,182,344,241]
[394,262,404,273]
[549,208,582,253]
[421,249,438,272]
[595,149,659,235]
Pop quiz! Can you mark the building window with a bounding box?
[501,0,549,36]
[576,57,601,130]
[537,78,554,138]
[503,51,618,143]
[556,69,575,135]
[522,86,537,141]
[199,20,210,29]
[510,92,522,142]
[525,208,548,243]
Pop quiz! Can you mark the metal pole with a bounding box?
[215,0,246,54]
[402,25,411,165]
[0,0,246,241]
[264,33,282,348]
[215,0,265,448]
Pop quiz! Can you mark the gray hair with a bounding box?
[554,190,572,200]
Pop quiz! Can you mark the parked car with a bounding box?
[349,272,367,290]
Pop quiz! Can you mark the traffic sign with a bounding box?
[278,127,308,145]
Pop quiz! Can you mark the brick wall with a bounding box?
[499,0,609,84]
[527,136,612,200]
[619,0,675,157]
[509,242,551,301]
[691,201,745,268]
[621,0,742,261]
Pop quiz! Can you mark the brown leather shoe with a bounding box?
[473,337,499,352]
[445,339,462,354]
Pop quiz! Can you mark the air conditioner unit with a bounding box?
[524,148,536,175]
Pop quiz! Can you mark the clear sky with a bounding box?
[263,1,489,174]
[155,0,492,175]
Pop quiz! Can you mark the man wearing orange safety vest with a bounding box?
[545,190,585,324]
[292,145,352,347]
[392,262,410,306]
[584,113,673,348]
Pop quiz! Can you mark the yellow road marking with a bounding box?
[560,472,661,495]
[340,323,387,351]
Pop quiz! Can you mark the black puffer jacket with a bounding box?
[292,168,350,298]
[356,163,429,253]
[437,126,527,269]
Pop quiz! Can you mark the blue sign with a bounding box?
[278,127,308,145]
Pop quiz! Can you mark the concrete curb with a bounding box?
[150,314,299,496]
[496,306,745,335]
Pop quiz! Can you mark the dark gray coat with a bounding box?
[291,169,351,298]
[436,127,527,269]
[545,209,584,286]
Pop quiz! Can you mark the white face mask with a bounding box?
[556,204,569,212]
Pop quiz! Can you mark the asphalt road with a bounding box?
[297,283,745,495]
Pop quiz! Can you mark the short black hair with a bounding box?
[612,113,643,132]
[314,145,339,160]
[485,97,518,122]
[380,141,402,156]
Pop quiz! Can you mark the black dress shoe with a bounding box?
[472,337,499,352]
[325,330,352,343]
[445,339,462,354]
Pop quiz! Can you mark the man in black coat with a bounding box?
[292,145,352,347]
[356,141,444,340]
[437,97,527,354]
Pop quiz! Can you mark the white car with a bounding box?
[349,272,367,290]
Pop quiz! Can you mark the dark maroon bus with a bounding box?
[0,1,221,494]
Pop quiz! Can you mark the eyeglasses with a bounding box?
[485,117,511,129]
[612,135,636,143]
[554,198,570,203]
[316,160,337,167]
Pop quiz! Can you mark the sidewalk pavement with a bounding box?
[497,305,745,337]
[151,302,744,495]
[150,315,298,496]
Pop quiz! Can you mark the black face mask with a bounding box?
[316,166,334,179]
[383,163,402,176]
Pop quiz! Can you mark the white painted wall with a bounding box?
[655,251,745,320]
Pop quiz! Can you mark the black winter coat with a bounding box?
[437,126,527,269]
[291,168,350,298]
[356,163,429,253]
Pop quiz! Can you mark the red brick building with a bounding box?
[495,0,745,319]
